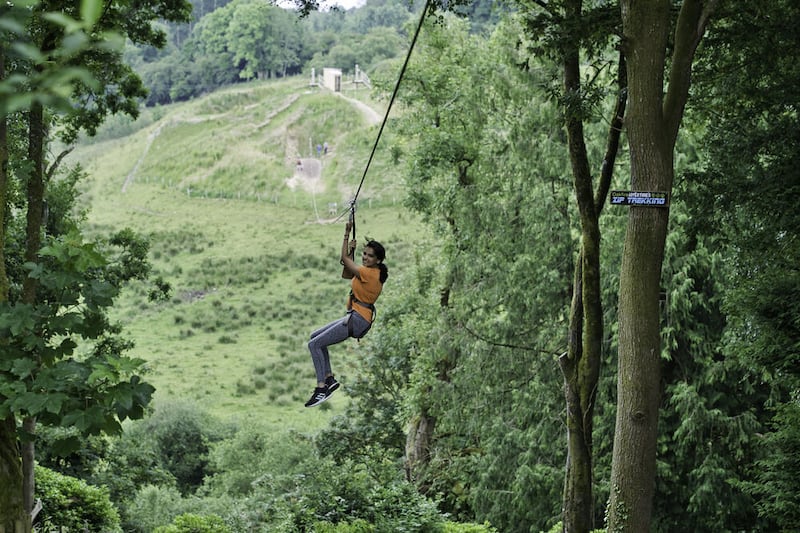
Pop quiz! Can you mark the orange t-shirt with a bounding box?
[347,266,382,322]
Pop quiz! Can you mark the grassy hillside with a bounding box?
[66,77,423,433]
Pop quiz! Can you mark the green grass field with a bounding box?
[67,77,424,433]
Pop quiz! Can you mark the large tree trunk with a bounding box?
[0,45,29,533]
[405,409,436,482]
[20,100,46,520]
[607,1,715,530]
[0,416,27,533]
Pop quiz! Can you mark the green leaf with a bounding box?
[0,305,36,336]
[10,42,45,63]
[44,393,68,415]
[41,12,82,33]
[88,364,117,385]
[24,261,45,280]
[113,384,134,413]
[0,17,26,35]
[80,0,104,28]
[13,392,48,416]
[49,312,83,335]
[11,358,38,380]
[49,435,83,456]
[62,410,89,432]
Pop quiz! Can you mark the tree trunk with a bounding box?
[405,410,436,482]
[20,100,46,521]
[0,44,29,533]
[560,260,593,533]
[559,6,626,527]
[405,284,453,485]
[0,49,8,301]
[0,416,27,533]
[607,1,715,530]
[558,3,600,529]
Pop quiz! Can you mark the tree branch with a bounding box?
[45,147,73,180]
[460,321,563,356]
[595,49,627,215]
[664,0,719,138]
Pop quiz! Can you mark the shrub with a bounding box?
[273,460,445,532]
[35,465,121,533]
[126,484,183,532]
[135,400,223,494]
[312,519,375,532]
[154,513,231,533]
[539,523,605,533]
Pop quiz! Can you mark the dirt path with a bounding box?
[287,90,384,193]
[335,92,382,125]
[336,93,383,124]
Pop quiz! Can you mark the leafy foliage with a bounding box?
[154,513,231,533]
[35,464,121,533]
[11,0,799,531]
[0,231,156,438]
[126,484,184,533]
[385,14,578,531]
[740,401,800,527]
[125,400,224,495]
[686,1,800,529]
[652,204,772,531]
[135,0,417,105]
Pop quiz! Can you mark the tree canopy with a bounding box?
[1,0,798,531]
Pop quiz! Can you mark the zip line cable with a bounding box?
[338,0,431,247]
[350,0,432,207]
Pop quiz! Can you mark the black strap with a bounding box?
[349,292,376,318]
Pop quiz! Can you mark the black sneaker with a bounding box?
[325,376,340,394]
[304,387,330,408]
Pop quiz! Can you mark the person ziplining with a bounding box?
[300,0,430,407]
[304,218,388,407]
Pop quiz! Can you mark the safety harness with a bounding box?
[347,292,376,339]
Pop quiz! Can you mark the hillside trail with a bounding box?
[335,91,382,125]
[122,85,384,204]
[286,88,383,204]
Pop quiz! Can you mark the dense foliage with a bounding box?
[0,0,184,528]
[127,0,420,105]
[34,465,121,532]
[126,0,505,106]
[687,0,800,528]
[2,0,798,531]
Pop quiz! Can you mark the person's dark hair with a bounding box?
[366,240,388,284]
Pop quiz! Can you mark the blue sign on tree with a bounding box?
[610,190,669,207]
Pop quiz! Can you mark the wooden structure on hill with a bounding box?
[322,68,342,92]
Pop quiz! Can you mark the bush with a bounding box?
[539,523,605,533]
[154,513,231,533]
[131,399,226,494]
[35,465,121,533]
[126,484,183,532]
[272,459,445,532]
[312,519,375,532]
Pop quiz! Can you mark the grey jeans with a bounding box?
[308,311,371,384]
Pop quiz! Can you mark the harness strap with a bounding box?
[349,292,376,319]
[348,292,376,338]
